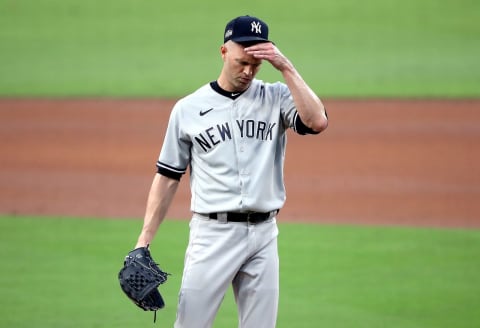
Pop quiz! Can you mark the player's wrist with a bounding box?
[278,61,296,75]
[135,237,150,249]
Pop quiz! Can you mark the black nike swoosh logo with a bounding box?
[199,108,214,116]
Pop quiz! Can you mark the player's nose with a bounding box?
[243,66,254,76]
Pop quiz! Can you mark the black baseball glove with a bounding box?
[118,246,169,314]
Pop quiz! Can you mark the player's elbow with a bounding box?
[310,114,328,133]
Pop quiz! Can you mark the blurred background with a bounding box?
[1,0,479,98]
[1,1,479,327]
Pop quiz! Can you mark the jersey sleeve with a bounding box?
[156,102,191,180]
[277,82,320,135]
[293,112,321,135]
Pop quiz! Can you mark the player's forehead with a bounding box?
[235,54,262,66]
[228,42,262,65]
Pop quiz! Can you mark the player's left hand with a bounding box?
[244,43,292,72]
[118,246,169,313]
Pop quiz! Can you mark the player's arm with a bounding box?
[245,43,328,133]
[135,173,180,248]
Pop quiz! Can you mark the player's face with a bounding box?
[221,42,262,92]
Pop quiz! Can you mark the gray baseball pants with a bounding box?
[174,214,279,328]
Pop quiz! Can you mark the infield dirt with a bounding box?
[1,99,479,228]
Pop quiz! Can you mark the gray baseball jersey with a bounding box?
[156,78,317,214]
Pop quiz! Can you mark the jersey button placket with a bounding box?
[240,169,248,197]
[232,101,248,202]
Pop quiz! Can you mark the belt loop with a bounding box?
[217,212,228,223]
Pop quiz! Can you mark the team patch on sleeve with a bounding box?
[156,161,187,181]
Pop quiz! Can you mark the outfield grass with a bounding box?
[0,0,479,97]
[0,215,479,327]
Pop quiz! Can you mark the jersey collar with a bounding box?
[210,81,246,100]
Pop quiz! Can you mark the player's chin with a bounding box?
[237,78,252,89]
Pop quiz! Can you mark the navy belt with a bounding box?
[207,210,278,224]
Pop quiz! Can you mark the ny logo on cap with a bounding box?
[251,21,262,34]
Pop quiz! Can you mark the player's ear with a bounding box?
[220,44,228,60]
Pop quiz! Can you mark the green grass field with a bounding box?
[1,1,479,327]
[0,0,479,97]
[1,215,479,328]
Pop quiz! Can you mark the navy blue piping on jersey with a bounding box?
[210,81,244,100]
[293,112,321,135]
[156,161,186,181]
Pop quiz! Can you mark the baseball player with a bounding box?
[133,15,328,328]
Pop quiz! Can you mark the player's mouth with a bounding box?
[239,77,251,85]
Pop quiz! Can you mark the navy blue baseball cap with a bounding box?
[223,15,271,45]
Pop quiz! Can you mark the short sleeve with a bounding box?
[156,103,191,180]
[277,82,321,135]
